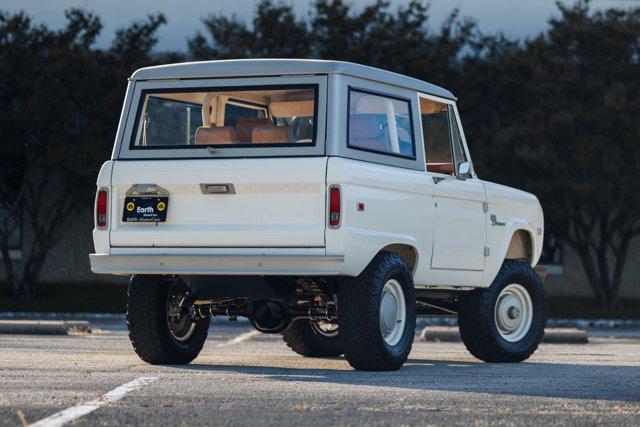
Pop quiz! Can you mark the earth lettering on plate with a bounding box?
[136,206,154,214]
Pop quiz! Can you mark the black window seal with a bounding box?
[128,84,319,151]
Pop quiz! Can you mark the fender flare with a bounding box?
[496,219,538,267]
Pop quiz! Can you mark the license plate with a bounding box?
[122,196,169,223]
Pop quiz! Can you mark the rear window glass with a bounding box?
[347,89,415,158]
[223,100,267,128]
[130,85,317,149]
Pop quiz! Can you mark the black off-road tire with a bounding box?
[126,275,210,365]
[458,259,547,363]
[338,251,416,371]
[282,320,342,357]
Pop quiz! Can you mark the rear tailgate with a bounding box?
[109,157,327,248]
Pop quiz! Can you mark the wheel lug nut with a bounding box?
[508,306,520,319]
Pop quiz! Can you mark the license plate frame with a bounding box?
[122,196,169,223]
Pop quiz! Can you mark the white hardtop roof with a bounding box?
[131,59,455,100]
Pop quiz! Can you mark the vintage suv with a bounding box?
[90,59,547,371]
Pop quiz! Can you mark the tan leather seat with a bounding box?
[195,126,239,145]
[348,116,388,152]
[235,118,273,142]
[251,125,293,144]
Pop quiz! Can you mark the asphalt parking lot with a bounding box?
[1,321,639,426]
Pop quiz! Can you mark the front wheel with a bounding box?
[338,252,416,371]
[126,275,210,365]
[458,259,547,363]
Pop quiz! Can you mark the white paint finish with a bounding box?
[90,254,343,275]
[29,376,158,427]
[110,81,135,160]
[480,180,543,286]
[109,157,327,248]
[109,246,326,256]
[130,59,455,100]
[430,175,487,271]
[329,74,426,171]
[91,61,546,290]
[325,157,434,280]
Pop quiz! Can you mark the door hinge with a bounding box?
[484,246,491,257]
[482,202,489,213]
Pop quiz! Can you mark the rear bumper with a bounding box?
[89,253,344,276]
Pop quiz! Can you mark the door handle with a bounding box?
[200,183,235,194]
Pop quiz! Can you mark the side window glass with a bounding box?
[450,108,468,166]
[348,89,415,158]
[420,98,454,175]
[144,98,203,146]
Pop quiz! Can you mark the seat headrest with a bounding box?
[235,118,273,142]
[195,126,238,145]
[251,125,293,144]
[349,115,383,140]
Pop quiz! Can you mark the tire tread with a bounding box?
[282,320,342,357]
[126,275,209,365]
[458,259,547,363]
[339,252,416,371]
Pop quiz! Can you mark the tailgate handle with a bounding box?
[200,183,235,194]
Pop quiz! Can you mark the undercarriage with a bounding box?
[168,276,340,334]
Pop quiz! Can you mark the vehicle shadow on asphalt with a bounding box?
[170,359,640,402]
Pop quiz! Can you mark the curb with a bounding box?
[0,320,91,335]
[0,312,249,324]
[415,316,640,329]
[0,312,125,320]
[420,326,589,344]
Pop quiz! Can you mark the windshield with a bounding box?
[130,85,317,149]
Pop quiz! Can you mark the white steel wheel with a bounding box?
[494,283,533,342]
[379,279,406,346]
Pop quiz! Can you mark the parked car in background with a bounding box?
[90,59,547,371]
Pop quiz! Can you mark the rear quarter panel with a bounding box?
[326,157,434,279]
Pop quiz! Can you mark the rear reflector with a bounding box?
[96,188,108,229]
[328,185,341,228]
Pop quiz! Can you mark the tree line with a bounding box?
[0,0,638,306]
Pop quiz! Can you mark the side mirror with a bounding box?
[457,161,472,178]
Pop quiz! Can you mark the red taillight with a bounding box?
[96,189,108,229]
[328,185,341,228]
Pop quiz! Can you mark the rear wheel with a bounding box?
[458,259,547,363]
[126,275,210,365]
[282,319,342,357]
[338,252,416,371]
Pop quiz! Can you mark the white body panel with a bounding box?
[109,158,327,248]
[431,175,487,271]
[90,59,545,290]
[325,157,434,282]
[480,181,544,285]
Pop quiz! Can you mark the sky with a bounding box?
[1,0,637,51]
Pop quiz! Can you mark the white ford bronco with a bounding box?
[90,59,547,371]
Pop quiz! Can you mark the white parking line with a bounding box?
[217,330,260,347]
[29,376,158,427]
